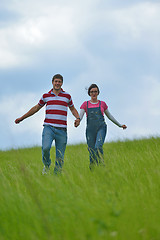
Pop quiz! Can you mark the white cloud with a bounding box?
[0,92,44,149]
[0,22,44,68]
[123,75,160,139]
[1,1,160,69]
[139,76,160,117]
[0,3,80,68]
[102,2,160,50]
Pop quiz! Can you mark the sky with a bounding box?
[0,0,160,150]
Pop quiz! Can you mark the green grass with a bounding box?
[0,137,160,240]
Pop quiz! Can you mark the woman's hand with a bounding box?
[122,125,127,129]
[74,118,80,127]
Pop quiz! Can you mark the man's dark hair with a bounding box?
[88,84,100,96]
[52,74,63,82]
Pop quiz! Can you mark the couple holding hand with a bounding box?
[15,74,127,173]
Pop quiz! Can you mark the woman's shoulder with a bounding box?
[100,100,108,108]
[100,100,106,104]
[80,101,87,109]
[81,100,88,105]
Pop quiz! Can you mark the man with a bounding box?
[15,74,80,174]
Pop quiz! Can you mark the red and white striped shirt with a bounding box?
[38,88,74,128]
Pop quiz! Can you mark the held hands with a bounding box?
[74,118,80,127]
[121,125,127,129]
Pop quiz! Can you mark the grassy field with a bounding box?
[0,137,160,240]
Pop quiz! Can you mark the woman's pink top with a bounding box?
[80,100,108,116]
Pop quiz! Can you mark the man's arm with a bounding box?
[69,105,80,127]
[15,104,43,124]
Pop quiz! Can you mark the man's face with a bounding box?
[52,78,63,91]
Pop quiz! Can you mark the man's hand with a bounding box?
[122,125,127,129]
[15,118,23,124]
[74,118,80,127]
[69,106,81,127]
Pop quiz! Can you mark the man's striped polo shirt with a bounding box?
[38,88,74,128]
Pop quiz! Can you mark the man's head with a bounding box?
[52,74,63,91]
[52,74,63,83]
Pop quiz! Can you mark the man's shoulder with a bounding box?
[42,90,53,98]
[60,89,72,99]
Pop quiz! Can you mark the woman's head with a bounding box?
[88,84,100,96]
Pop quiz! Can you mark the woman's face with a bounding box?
[90,87,98,100]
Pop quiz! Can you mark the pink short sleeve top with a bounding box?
[80,100,108,116]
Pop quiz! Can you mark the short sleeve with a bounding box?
[68,95,74,107]
[38,94,46,107]
[80,101,87,112]
[103,101,108,111]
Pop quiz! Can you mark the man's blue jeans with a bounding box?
[42,125,67,173]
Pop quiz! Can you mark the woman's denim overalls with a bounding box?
[86,101,107,169]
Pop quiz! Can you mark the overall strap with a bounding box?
[87,101,89,109]
[87,101,89,115]
[99,100,101,108]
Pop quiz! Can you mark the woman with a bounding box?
[78,84,127,170]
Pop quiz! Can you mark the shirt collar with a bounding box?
[49,88,65,95]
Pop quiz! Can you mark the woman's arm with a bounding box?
[104,108,123,127]
[79,109,85,121]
